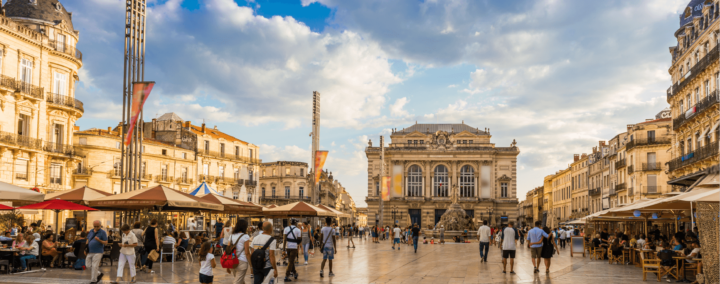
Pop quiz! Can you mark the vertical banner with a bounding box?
[381,176,391,201]
[392,164,403,198]
[125,81,155,145]
[314,150,329,185]
[481,165,491,198]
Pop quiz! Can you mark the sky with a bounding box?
[61,0,689,207]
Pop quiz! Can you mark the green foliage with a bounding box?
[0,211,24,233]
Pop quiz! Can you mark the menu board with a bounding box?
[65,218,77,232]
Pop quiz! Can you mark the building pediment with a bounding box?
[453,130,478,137]
[404,131,426,137]
[497,174,512,182]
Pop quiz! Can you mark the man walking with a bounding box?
[477,220,491,262]
[411,224,420,253]
[500,222,518,274]
[283,219,301,282]
[392,225,401,250]
[526,221,549,274]
[251,222,278,284]
[215,218,224,239]
[558,227,566,249]
[87,220,108,284]
[320,217,336,278]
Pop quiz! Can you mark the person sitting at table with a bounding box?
[12,233,26,261]
[18,234,39,271]
[42,234,61,268]
[610,238,623,259]
[636,234,646,249]
[176,233,189,261]
[657,242,676,268]
[57,231,66,242]
[672,238,684,251]
[162,232,176,246]
[0,231,13,241]
[629,235,637,248]
[66,231,87,259]
[591,234,602,248]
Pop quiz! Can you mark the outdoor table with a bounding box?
[673,256,690,281]
[0,248,20,271]
[55,245,73,268]
[622,247,631,263]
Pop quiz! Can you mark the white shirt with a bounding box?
[162,236,176,245]
[199,253,214,276]
[477,225,491,242]
[223,227,232,245]
[283,226,301,249]
[228,233,250,262]
[120,231,138,256]
[566,230,573,239]
[251,234,277,269]
[393,228,401,238]
[636,239,646,248]
[558,229,566,239]
[686,248,701,263]
[501,227,517,251]
[28,241,39,256]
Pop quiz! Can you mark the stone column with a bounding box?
[474,171,479,198]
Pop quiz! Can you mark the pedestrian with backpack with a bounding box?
[282,219,302,282]
[250,222,277,284]
[319,217,336,278]
[221,219,251,284]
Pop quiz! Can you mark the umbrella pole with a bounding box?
[690,201,694,231]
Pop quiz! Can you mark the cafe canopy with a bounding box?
[88,185,223,211]
[196,193,263,214]
[0,181,44,206]
[45,186,112,205]
[263,201,335,217]
[189,182,221,196]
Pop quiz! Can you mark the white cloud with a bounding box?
[259,144,310,164]
[389,97,410,117]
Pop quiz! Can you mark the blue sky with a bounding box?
[64,0,689,207]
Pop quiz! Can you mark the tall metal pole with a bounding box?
[121,0,147,193]
[378,136,384,229]
[311,91,320,204]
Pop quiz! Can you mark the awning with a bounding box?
[189,182,221,196]
[45,186,112,205]
[667,170,707,186]
[264,202,335,217]
[0,181,44,206]
[89,185,224,211]
[711,119,720,133]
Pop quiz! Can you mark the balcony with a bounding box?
[673,90,719,130]
[73,166,90,175]
[669,141,719,172]
[628,187,634,196]
[198,150,262,164]
[0,75,44,99]
[589,187,601,196]
[643,186,663,194]
[246,180,257,187]
[641,162,661,171]
[615,159,626,169]
[141,174,152,181]
[49,39,83,61]
[668,45,720,99]
[43,141,77,156]
[628,165,634,174]
[46,93,84,113]
[390,143,427,149]
[625,136,671,151]
[261,195,311,201]
[156,175,173,183]
[176,177,192,184]
[615,183,626,192]
[0,131,43,151]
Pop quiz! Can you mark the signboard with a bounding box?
[392,165,403,198]
[381,176,391,201]
[65,218,77,232]
[570,236,585,257]
[195,216,204,231]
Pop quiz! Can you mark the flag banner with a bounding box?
[124,81,155,145]
[392,165,403,198]
[314,150,329,185]
[382,176,391,201]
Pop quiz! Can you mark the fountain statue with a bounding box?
[433,184,477,238]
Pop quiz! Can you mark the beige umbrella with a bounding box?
[45,186,112,204]
[264,201,334,217]
[196,193,263,214]
[0,181,44,206]
[88,185,223,211]
[316,204,351,218]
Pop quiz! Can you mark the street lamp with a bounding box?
[390,205,401,225]
[487,208,494,226]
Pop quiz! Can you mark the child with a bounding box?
[198,242,216,284]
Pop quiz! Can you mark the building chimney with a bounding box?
[599,141,606,147]
[214,125,218,130]
[627,124,634,132]
[573,154,580,162]
[107,127,111,132]
[184,121,191,128]
[581,153,587,158]
[201,123,206,133]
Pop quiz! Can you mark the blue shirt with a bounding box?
[87,229,107,253]
[527,227,549,248]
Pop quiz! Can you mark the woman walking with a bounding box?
[347,223,355,248]
[539,227,559,273]
[301,222,314,265]
[227,219,250,284]
[131,222,144,269]
[112,224,138,284]
[219,221,232,252]
[142,219,160,273]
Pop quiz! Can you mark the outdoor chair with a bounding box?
[640,252,661,281]
[101,243,121,267]
[609,250,625,264]
[0,259,9,274]
[159,243,175,263]
[591,247,605,260]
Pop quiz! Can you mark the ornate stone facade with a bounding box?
[259,161,309,206]
[365,123,519,229]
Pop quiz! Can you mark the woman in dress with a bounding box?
[539,227,559,273]
[300,222,314,265]
[41,234,60,268]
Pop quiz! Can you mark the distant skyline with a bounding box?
[64,0,688,206]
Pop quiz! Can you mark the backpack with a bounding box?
[286,226,301,244]
[74,258,86,270]
[250,237,274,272]
[221,233,245,269]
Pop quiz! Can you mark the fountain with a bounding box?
[428,184,477,240]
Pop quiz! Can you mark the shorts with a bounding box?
[394,238,400,244]
[199,273,214,283]
[502,250,516,259]
[530,247,542,258]
[322,247,335,260]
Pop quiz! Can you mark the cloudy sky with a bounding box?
[63,0,688,207]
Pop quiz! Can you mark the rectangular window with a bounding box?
[141,146,145,153]
[247,193,252,202]
[300,169,304,176]
[17,114,29,136]
[272,187,276,197]
[116,141,121,149]
[219,166,224,178]
[56,33,66,52]
[203,164,209,175]
[469,140,473,144]
[299,187,304,199]
[285,168,290,176]
[53,72,68,96]
[49,163,61,185]
[647,175,657,193]
[249,149,254,158]
[705,80,710,97]
[182,152,187,159]
[161,165,168,180]
[220,143,225,157]
[285,186,290,198]
[204,140,210,152]
[234,168,239,180]
[20,59,32,84]
[647,130,656,142]
[182,168,188,183]
[141,162,146,176]
[419,140,424,144]
[161,149,167,156]
[235,146,240,157]
[501,182,508,198]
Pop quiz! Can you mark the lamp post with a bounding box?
[391,205,400,225]
[487,208,494,226]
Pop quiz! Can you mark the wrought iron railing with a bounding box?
[589,188,601,196]
[673,90,719,130]
[199,150,262,163]
[50,177,62,185]
[616,183,626,192]
[641,162,661,171]
[0,74,15,89]
[15,173,27,180]
[74,166,90,175]
[0,131,43,150]
[43,141,76,155]
[668,45,720,99]
[15,80,43,99]
[46,92,84,112]
[49,39,83,61]
[615,159,626,169]
[628,164,634,174]
[625,136,671,151]
[246,180,257,186]
[669,141,719,172]
[261,196,311,201]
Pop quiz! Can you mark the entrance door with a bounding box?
[434,209,446,228]
[409,209,421,228]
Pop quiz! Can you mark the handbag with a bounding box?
[221,234,244,269]
[147,249,159,262]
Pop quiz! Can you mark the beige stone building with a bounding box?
[548,168,571,227]
[0,0,84,198]
[337,189,357,225]
[365,123,520,229]
[356,207,368,227]
[258,161,309,206]
[570,154,589,220]
[624,118,672,203]
[73,113,261,202]
[666,0,720,190]
[587,144,605,214]
[607,132,628,209]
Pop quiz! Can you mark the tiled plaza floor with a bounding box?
[0,237,647,283]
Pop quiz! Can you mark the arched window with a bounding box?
[433,165,448,197]
[407,165,422,197]
[459,165,475,197]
